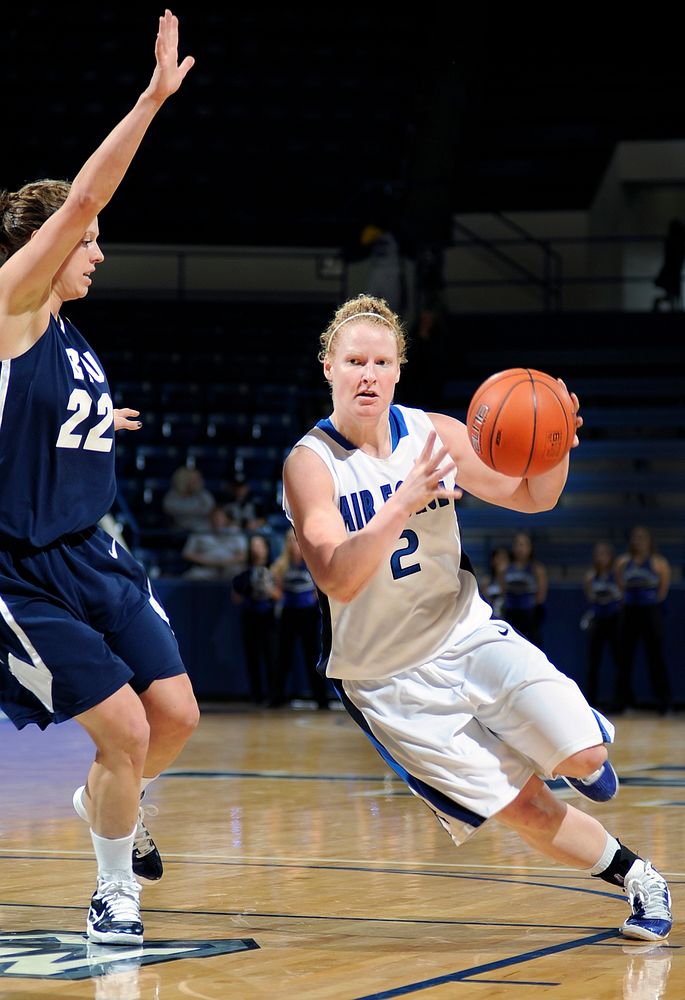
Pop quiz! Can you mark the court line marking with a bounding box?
[164,768,685,788]
[351,930,620,999]
[0,850,682,879]
[0,900,619,931]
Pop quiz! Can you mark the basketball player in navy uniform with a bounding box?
[0,12,198,945]
[282,294,672,942]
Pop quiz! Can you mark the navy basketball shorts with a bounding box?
[0,526,186,729]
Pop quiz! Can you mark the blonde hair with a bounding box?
[271,528,297,583]
[318,294,407,365]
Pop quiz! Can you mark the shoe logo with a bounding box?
[109,538,118,559]
[497,625,509,636]
[0,931,259,980]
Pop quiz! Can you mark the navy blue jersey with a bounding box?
[588,571,622,618]
[622,558,660,606]
[281,561,318,610]
[0,314,116,547]
[503,562,538,611]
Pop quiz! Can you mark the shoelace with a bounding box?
[626,864,671,920]
[96,879,141,923]
[133,803,158,858]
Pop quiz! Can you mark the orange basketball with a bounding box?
[466,368,576,477]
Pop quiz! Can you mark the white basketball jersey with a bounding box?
[283,405,492,679]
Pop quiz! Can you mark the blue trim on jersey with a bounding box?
[460,548,476,576]
[388,405,408,451]
[332,679,487,829]
[591,708,614,745]
[316,587,332,676]
[317,407,408,455]
[316,418,355,451]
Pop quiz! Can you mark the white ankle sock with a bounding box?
[140,775,158,795]
[91,827,136,881]
[589,832,621,875]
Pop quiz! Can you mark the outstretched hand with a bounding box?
[114,408,143,432]
[396,431,461,514]
[146,9,195,103]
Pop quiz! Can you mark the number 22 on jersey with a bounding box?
[56,389,113,452]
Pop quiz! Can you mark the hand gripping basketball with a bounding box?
[467,368,577,477]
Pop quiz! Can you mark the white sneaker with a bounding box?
[87,876,143,945]
[621,860,672,941]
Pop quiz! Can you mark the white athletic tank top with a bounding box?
[283,404,492,679]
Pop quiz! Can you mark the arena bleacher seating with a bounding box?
[67,298,682,584]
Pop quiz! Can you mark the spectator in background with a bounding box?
[162,466,215,533]
[615,526,672,715]
[270,530,328,709]
[401,246,448,409]
[224,473,262,529]
[582,541,622,710]
[360,223,405,315]
[652,218,685,312]
[502,531,548,649]
[479,546,510,620]
[232,534,281,704]
[182,507,247,580]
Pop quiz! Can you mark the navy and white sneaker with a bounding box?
[621,860,672,941]
[73,786,163,883]
[133,795,163,884]
[562,760,619,802]
[87,876,143,945]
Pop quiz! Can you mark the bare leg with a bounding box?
[76,685,150,838]
[552,744,607,780]
[496,775,607,867]
[137,673,199,778]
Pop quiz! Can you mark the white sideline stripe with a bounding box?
[0,359,10,429]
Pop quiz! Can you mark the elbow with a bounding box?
[538,497,560,512]
[317,575,358,605]
[68,189,100,217]
[322,584,356,605]
[529,493,561,513]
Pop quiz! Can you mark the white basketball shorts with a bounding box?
[339,618,613,845]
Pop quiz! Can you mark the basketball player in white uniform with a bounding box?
[282,294,672,942]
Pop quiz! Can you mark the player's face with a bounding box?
[324,323,400,419]
[52,217,105,303]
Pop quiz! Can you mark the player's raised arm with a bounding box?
[0,10,194,322]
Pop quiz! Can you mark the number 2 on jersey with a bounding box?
[390,529,421,579]
[56,389,113,452]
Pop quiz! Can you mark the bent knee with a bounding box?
[99,714,151,763]
[155,692,200,740]
[178,697,200,735]
[555,744,607,779]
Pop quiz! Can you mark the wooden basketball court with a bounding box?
[0,707,682,998]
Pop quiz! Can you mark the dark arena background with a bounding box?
[1,4,684,997]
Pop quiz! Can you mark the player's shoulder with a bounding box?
[283,442,335,491]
